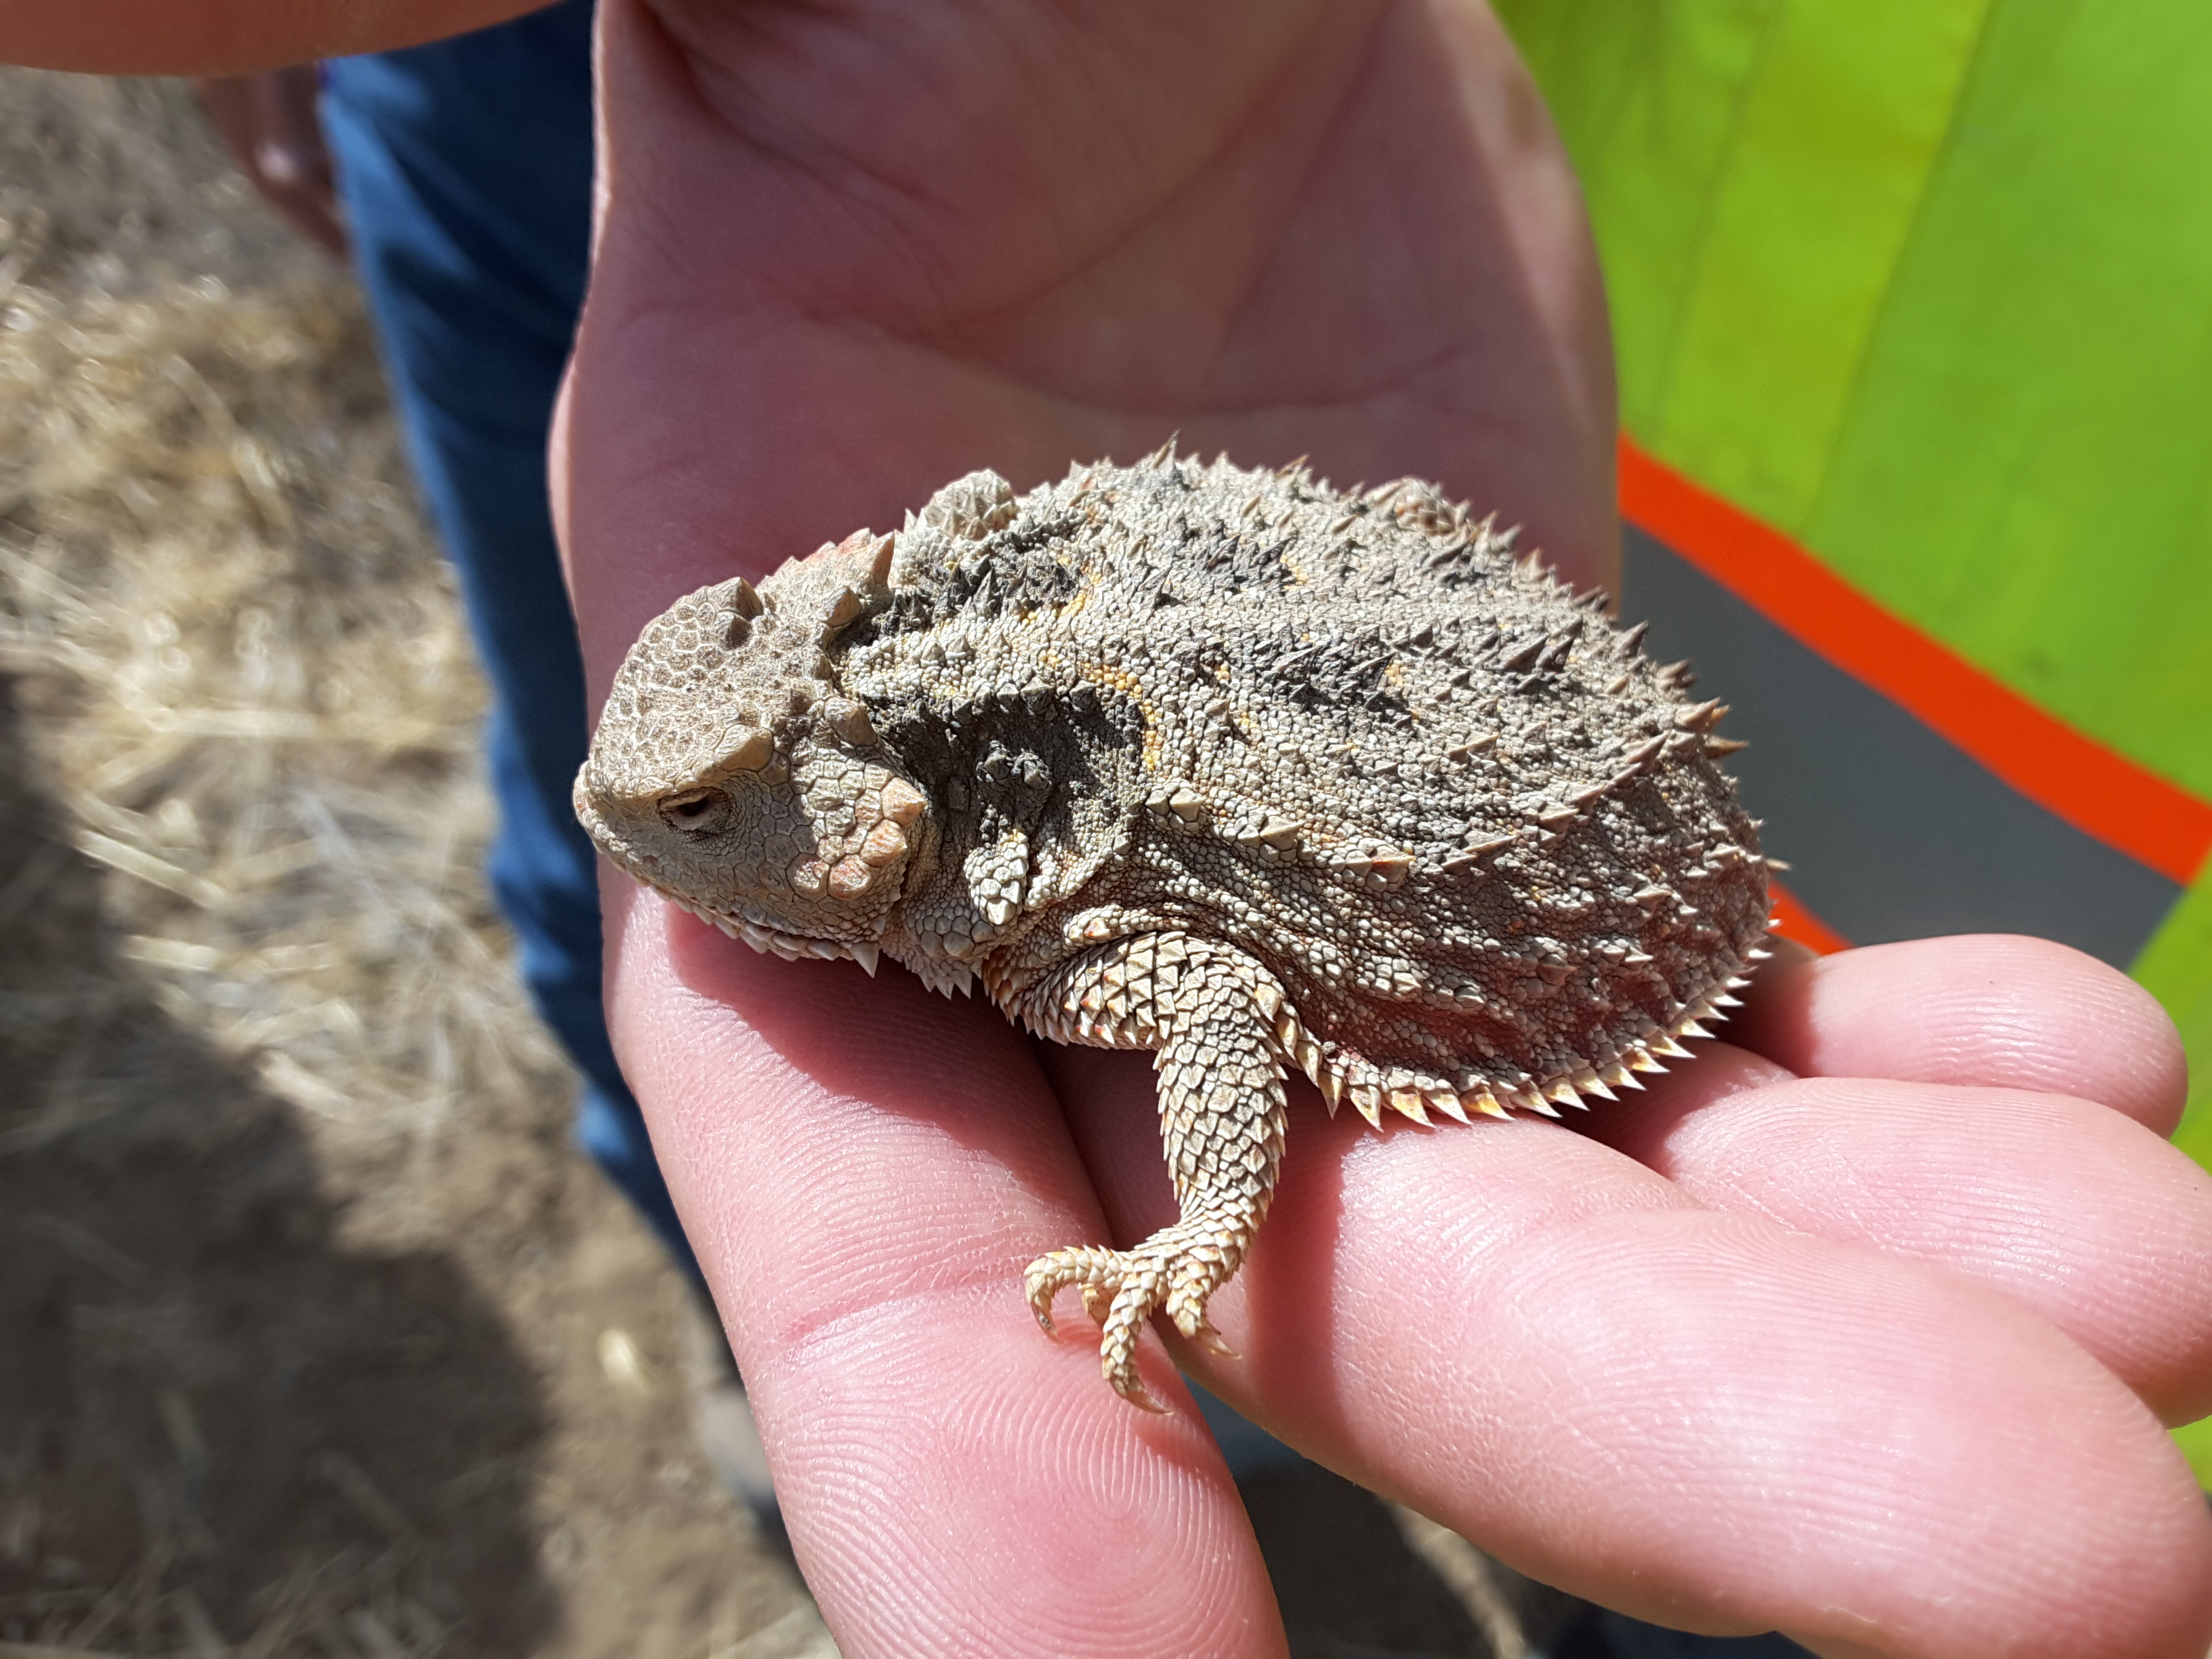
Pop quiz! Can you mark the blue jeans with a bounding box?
[318,13,1807,1654]
[321,0,697,1280]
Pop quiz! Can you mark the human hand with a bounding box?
[551,2,2212,1654]
[1057,933,2212,1656]
[193,68,347,256]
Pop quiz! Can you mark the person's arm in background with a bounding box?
[6,1,536,75]
[194,67,348,256]
[14,4,2212,1656]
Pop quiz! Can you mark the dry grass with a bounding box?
[0,68,825,1659]
[0,253,541,1173]
[0,69,528,1201]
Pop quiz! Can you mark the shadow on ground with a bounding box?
[0,670,558,1654]
[1243,1462,1580,1659]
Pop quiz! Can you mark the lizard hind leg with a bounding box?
[1019,934,1291,1408]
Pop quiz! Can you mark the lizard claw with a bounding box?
[1115,1374,1173,1414]
[1024,1229,1241,1405]
[1180,1315,1238,1359]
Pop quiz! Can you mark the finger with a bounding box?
[188,73,350,258]
[1731,935,2189,1132]
[1051,1047,2212,1659]
[605,892,1285,1659]
[1591,1047,2212,1425]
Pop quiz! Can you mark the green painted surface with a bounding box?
[1650,5,1988,530]
[1498,0,2212,800]
[1491,1,1779,449]
[2129,764,2212,1488]
[1501,0,2212,1496]
[1494,0,1989,525]
[2133,867,2212,1177]
[1808,5,2212,803]
[2178,1416,2212,1489]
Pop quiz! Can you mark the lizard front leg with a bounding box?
[1015,932,1292,1409]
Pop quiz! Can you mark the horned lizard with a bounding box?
[575,452,1771,1406]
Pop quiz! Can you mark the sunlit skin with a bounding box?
[13,2,2210,1654]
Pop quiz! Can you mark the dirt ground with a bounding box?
[0,70,1574,1659]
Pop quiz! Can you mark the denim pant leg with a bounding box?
[319,3,699,1280]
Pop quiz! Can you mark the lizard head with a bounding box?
[575,534,928,958]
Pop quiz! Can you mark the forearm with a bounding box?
[3,0,548,75]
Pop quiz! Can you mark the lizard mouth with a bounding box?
[656,891,881,975]
[574,796,883,976]
[573,769,901,976]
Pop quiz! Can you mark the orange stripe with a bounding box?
[1619,437,2212,887]
[1768,880,1850,956]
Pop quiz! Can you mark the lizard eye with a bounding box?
[657,787,733,836]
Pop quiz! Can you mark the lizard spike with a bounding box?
[1349,1082,1385,1130]
[1431,1088,1471,1125]
[1674,1020,1715,1041]
[1461,1089,1511,1121]
[1388,1086,1432,1126]
[1573,1068,1618,1103]
[1626,1046,1669,1076]
[1544,1078,1586,1111]
[848,941,880,976]
[1317,1068,1345,1115]
[1600,1061,1645,1092]
[1708,991,1744,1009]
[1522,1092,1563,1120]
[1746,946,1775,961]
[1652,1033,1696,1058]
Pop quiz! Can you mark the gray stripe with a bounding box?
[1621,526,2179,968]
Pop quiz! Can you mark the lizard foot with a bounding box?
[1025,1225,1241,1410]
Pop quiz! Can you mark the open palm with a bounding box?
[552,3,2212,1655]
